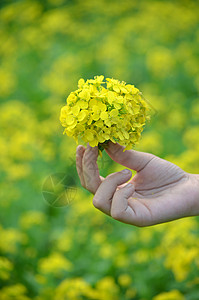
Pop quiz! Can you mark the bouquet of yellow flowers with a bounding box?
[60,76,150,155]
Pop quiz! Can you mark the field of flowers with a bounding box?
[0,0,199,299]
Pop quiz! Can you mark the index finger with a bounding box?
[105,141,155,172]
[92,169,132,215]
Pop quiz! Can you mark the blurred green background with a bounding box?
[0,0,199,299]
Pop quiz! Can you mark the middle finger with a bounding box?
[82,143,103,194]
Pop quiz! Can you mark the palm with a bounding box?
[131,155,186,197]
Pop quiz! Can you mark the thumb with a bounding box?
[104,141,155,172]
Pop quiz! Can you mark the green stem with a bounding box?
[98,140,110,155]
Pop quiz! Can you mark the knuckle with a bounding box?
[92,196,101,209]
[82,155,90,166]
[111,210,124,221]
[111,211,119,220]
[83,152,95,166]
[84,177,91,185]
[114,189,129,200]
[114,188,124,197]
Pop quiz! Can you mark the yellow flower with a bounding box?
[78,78,85,88]
[38,252,73,276]
[60,76,150,152]
[67,92,77,105]
[0,256,13,280]
[55,277,97,300]
[0,284,31,300]
[87,75,105,85]
[153,289,185,300]
[83,129,99,147]
[78,90,90,101]
[96,276,119,300]
[92,102,107,121]
[19,211,46,230]
[0,225,26,254]
[118,274,132,287]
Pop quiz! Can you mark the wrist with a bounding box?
[195,174,199,214]
[188,173,199,216]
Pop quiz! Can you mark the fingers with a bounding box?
[104,141,155,172]
[76,143,102,194]
[92,169,132,215]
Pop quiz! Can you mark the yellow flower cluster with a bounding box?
[0,284,30,300]
[0,257,13,280]
[38,252,73,276]
[60,76,150,152]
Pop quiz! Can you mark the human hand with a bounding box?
[76,141,199,226]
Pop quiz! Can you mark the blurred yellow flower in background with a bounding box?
[0,284,31,300]
[153,289,185,300]
[118,273,132,287]
[38,252,73,276]
[0,226,27,254]
[0,257,13,280]
[19,211,46,230]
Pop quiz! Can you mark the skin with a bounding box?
[76,141,199,227]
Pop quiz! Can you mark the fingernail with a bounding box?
[126,183,133,188]
[77,145,83,151]
[121,169,131,174]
